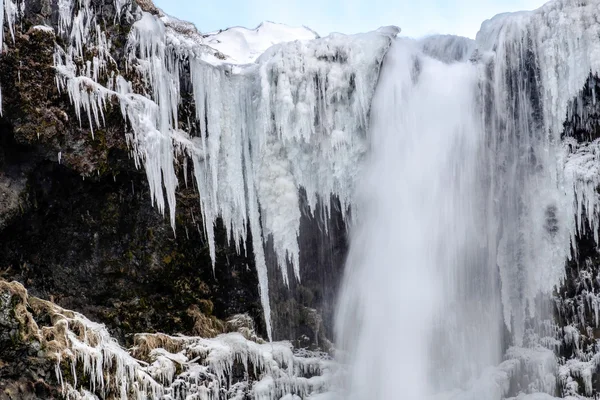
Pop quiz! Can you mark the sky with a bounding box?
[152,0,549,39]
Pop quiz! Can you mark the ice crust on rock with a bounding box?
[564,138,600,244]
[131,332,338,400]
[474,4,600,397]
[419,34,476,63]
[0,280,335,400]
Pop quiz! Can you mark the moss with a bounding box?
[139,297,148,309]
[198,299,214,315]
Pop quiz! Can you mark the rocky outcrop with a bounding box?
[0,280,333,399]
[0,280,62,399]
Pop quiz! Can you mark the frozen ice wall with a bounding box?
[476,0,600,345]
[0,0,396,341]
[419,34,476,63]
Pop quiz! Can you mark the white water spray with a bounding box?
[336,39,504,399]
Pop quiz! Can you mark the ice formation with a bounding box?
[474,0,600,343]
[419,34,476,63]
[0,0,396,341]
[427,344,560,400]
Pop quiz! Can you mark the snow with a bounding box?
[32,25,55,33]
[203,21,319,64]
[147,12,319,67]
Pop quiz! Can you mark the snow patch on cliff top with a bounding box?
[203,21,320,64]
[148,6,319,65]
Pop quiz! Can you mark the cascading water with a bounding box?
[336,1,600,396]
[336,39,504,399]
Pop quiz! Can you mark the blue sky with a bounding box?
[153,0,549,39]
[154,0,545,38]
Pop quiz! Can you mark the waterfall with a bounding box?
[335,2,600,397]
[5,0,600,397]
[335,39,503,398]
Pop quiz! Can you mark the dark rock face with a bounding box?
[555,225,600,395]
[0,156,264,344]
[563,73,600,143]
[268,192,348,349]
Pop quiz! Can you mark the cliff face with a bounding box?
[553,73,600,397]
[0,280,334,400]
[0,281,62,399]
[0,0,360,357]
[0,0,352,396]
[0,0,267,345]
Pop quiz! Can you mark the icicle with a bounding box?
[0,0,5,47]
[46,0,395,344]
